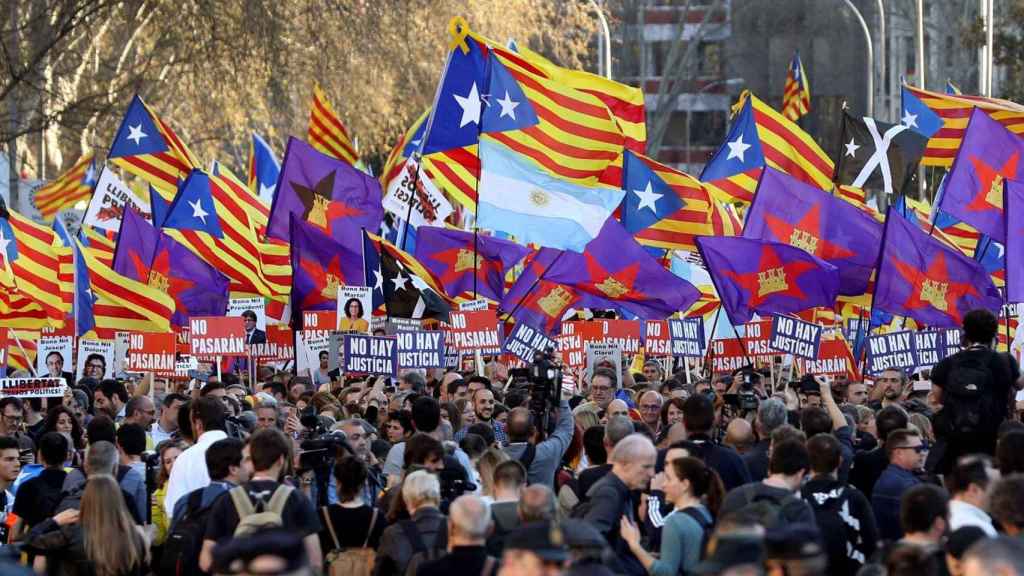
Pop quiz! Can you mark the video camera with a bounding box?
[724,366,760,413]
[528,347,563,434]
[297,426,354,507]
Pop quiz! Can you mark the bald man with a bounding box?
[724,417,755,455]
[637,390,664,438]
[604,399,630,424]
[417,494,497,576]
[585,434,656,575]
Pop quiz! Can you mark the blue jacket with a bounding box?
[871,464,921,542]
[502,400,575,486]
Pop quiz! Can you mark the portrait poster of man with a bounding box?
[38,336,74,385]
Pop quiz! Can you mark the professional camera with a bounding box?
[528,347,563,434]
[730,366,761,413]
[298,430,353,507]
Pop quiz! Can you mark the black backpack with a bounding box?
[399,518,448,576]
[734,488,805,531]
[808,487,865,573]
[158,489,215,576]
[937,350,998,437]
[679,507,713,564]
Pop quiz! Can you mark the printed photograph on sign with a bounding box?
[76,339,114,380]
[336,286,372,333]
[227,298,267,343]
[586,342,622,389]
[37,336,74,385]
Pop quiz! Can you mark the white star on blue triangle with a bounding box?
[108,94,170,159]
[620,150,685,234]
[480,57,538,134]
[161,170,224,238]
[421,37,488,155]
[700,98,765,182]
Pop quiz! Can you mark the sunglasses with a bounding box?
[893,445,928,453]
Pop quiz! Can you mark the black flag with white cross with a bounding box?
[833,110,926,197]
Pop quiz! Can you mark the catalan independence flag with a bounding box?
[74,238,174,338]
[782,51,810,121]
[5,330,37,372]
[33,154,96,221]
[0,209,68,327]
[620,150,711,252]
[107,95,200,196]
[702,91,833,206]
[902,84,1024,167]
[79,225,116,268]
[308,83,360,166]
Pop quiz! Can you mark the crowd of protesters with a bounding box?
[0,308,1023,576]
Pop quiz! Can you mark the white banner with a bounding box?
[382,160,454,228]
[83,165,151,232]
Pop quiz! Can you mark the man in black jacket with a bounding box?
[417,494,498,576]
[802,433,878,576]
[375,469,447,576]
[682,394,751,490]
[584,433,656,576]
[849,405,908,499]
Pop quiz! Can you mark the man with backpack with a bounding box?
[718,439,817,530]
[931,309,1023,473]
[801,433,878,576]
[200,428,322,573]
[11,432,68,536]
[374,469,447,576]
[162,437,248,576]
[417,494,499,576]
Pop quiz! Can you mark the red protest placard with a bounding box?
[557,321,598,367]
[175,327,190,355]
[189,316,245,359]
[644,320,671,357]
[798,338,860,380]
[446,310,502,353]
[708,320,780,374]
[0,328,8,369]
[302,311,336,331]
[589,319,642,354]
[251,325,294,361]
[126,332,176,376]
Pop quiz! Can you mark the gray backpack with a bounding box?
[228,484,293,537]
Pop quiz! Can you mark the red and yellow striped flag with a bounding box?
[5,329,38,371]
[308,83,360,166]
[77,239,174,338]
[108,95,200,197]
[904,85,1024,167]
[33,154,96,221]
[781,51,810,121]
[0,210,68,327]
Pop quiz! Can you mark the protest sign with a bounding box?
[83,166,151,233]
[644,320,671,357]
[343,334,398,376]
[76,339,114,380]
[227,297,266,331]
[590,320,642,354]
[189,316,245,358]
[396,331,446,368]
[943,328,963,358]
[250,325,295,361]
[113,332,130,376]
[459,298,489,311]
[586,341,622,388]
[0,378,66,398]
[769,316,822,360]
[174,356,197,380]
[668,318,705,358]
[865,331,917,375]
[37,335,73,381]
[504,322,558,363]
[798,339,859,380]
[336,286,372,333]
[125,332,176,376]
[913,330,945,369]
[446,310,502,354]
[382,159,454,228]
[557,321,595,367]
[0,328,7,370]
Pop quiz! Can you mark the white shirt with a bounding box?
[949,499,997,536]
[163,430,228,516]
[151,422,174,446]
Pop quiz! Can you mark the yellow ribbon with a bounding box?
[447,16,471,54]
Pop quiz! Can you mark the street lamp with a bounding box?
[587,0,613,80]
[685,78,744,174]
[841,0,874,115]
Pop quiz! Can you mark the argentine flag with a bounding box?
[477,138,624,252]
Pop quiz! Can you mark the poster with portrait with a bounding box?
[76,339,114,380]
[227,297,267,332]
[37,335,74,383]
[336,286,372,334]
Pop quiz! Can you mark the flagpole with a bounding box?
[501,251,566,323]
[1002,292,1011,353]
[472,227,479,299]
[702,307,722,378]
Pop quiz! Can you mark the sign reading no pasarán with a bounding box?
[126,332,176,375]
[189,316,246,358]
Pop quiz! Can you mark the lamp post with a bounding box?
[842,0,875,116]
[587,0,613,80]
[685,78,744,173]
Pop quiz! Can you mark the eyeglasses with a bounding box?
[893,445,928,453]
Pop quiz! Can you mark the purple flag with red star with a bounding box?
[1006,179,1024,303]
[268,137,383,248]
[545,220,701,321]
[743,167,882,296]
[290,215,364,315]
[500,248,585,335]
[874,210,1002,327]
[112,206,229,326]
[415,227,530,302]
[939,108,1024,243]
[696,235,840,325]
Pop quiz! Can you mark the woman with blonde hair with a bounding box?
[476,447,510,503]
[26,474,149,575]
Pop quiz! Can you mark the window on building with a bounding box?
[698,42,723,78]
[945,36,954,68]
[904,36,915,74]
[690,110,728,146]
[650,40,681,77]
[662,111,690,147]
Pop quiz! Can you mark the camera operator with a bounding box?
[503,385,575,487]
[338,418,386,505]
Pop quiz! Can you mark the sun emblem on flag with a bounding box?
[529,189,549,207]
